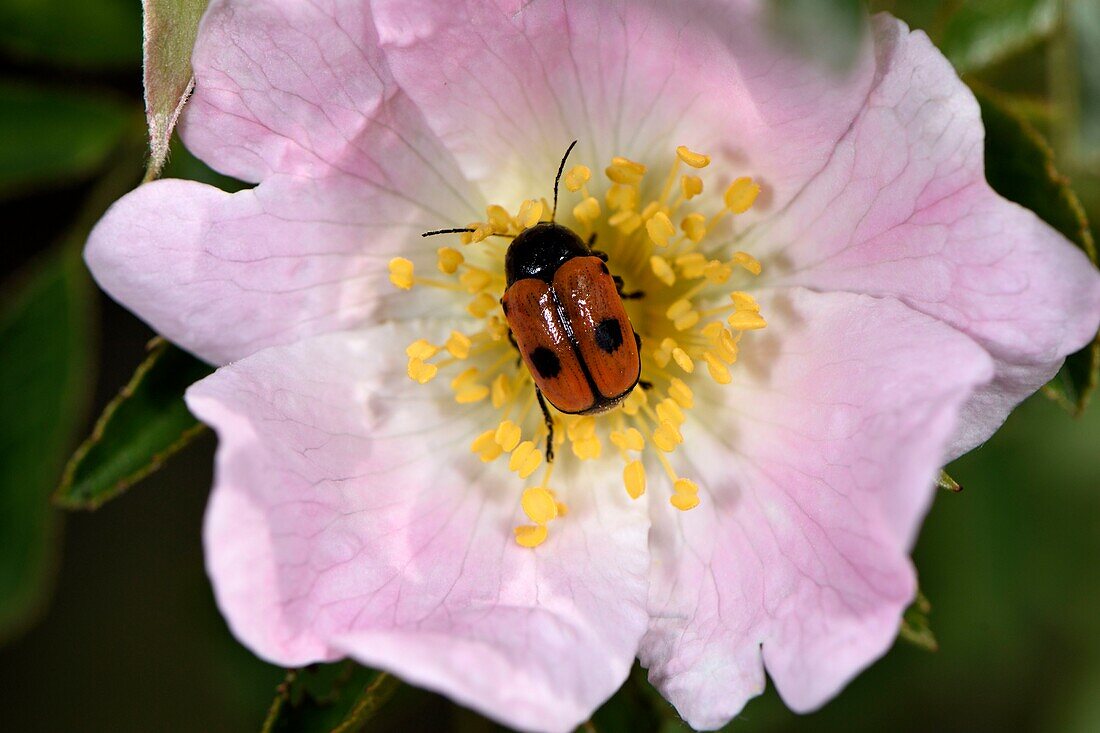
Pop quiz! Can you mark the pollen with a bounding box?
[394,142,767,547]
[676,145,710,168]
[388,257,414,289]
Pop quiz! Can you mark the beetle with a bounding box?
[424,141,642,461]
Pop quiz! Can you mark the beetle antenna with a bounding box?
[421,227,514,239]
[551,139,578,223]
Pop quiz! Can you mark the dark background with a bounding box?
[1,1,1098,731]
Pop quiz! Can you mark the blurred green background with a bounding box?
[0,1,1098,731]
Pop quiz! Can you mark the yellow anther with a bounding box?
[388,257,414,290]
[437,247,464,274]
[701,321,725,342]
[573,196,601,224]
[563,165,591,192]
[509,441,543,478]
[713,329,739,363]
[676,146,710,168]
[623,460,646,499]
[486,316,509,341]
[650,255,676,286]
[703,261,733,284]
[472,430,504,462]
[652,420,683,452]
[675,252,708,279]
[671,347,695,373]
[605,157,647,185]
[668,377,694,409]
[521,487,559,524]
[556,501,569,517]
[646,211,676,247]
[666,299,693,321]
[673,310,700,331]
[610,428,645,452]
[459,268,493,293]
[622,386,648,416]
[673,477,699,495]
[653,343,672,369]
[455,384,490,404]
[486,204,513,232]
[514,523,548,548]
[608,209,642,235]
[518,199,544,228]
[670,492,700,511]
[731,251,763,276]
[444,330,472,359]
[491,373,511,408]
[467,292,498,318]
[681,175,703,199]
[681,213,707,243]
[406,358,438,384]
[606,183,638,211]
[571,435,602,460]
[471,221,496,243]
[656,398,685,426]
[406,339,438,360]
[450,367,480,390]
[724,177,761,213]
[640,201,662,220]
[567,416,597,441]
[495,420,522,452]
[703,351,732,384]
[730,291,760,311]
[728,310,768,331]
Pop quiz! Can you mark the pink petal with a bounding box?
[758,16,1100,456]
[186,322,650,733]
[372,0,877,214]
[87,0,482,365]
[640,288,994,729]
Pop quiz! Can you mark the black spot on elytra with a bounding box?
[530,346,562,379]
[594,318,624,353]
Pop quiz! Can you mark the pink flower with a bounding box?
[85,1,1100,731]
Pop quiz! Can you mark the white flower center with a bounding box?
[388,145,766,547]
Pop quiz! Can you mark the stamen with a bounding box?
[675,146,711,168]
[394,144,767,545]
[388,258,414,289]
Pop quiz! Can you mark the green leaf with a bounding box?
[0,0,141,69]
[766,0,866,72]
[0,82,135,198]
[899,589,939,652]
[0,247,95,641]
[974,85,1100,416]
[54,339,212,511]
[936,470,963,493]
[261,664,400,733]
[142,0,210,180]
[939,0,1059,73]
[1068,0,1100,158]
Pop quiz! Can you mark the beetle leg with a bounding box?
[536,389,555,463]
[613,275,645,300]
[639,380,653,390]
[507,329,523,366]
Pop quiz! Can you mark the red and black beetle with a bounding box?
[501,221,641,416]
[424,141,642,461]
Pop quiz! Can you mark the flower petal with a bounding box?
[640,288,994,729]
[187,322,650,733]
[756,16,1100,457]
[86,172,476,365]
[372,0,877,212]
[85,0,489,365]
